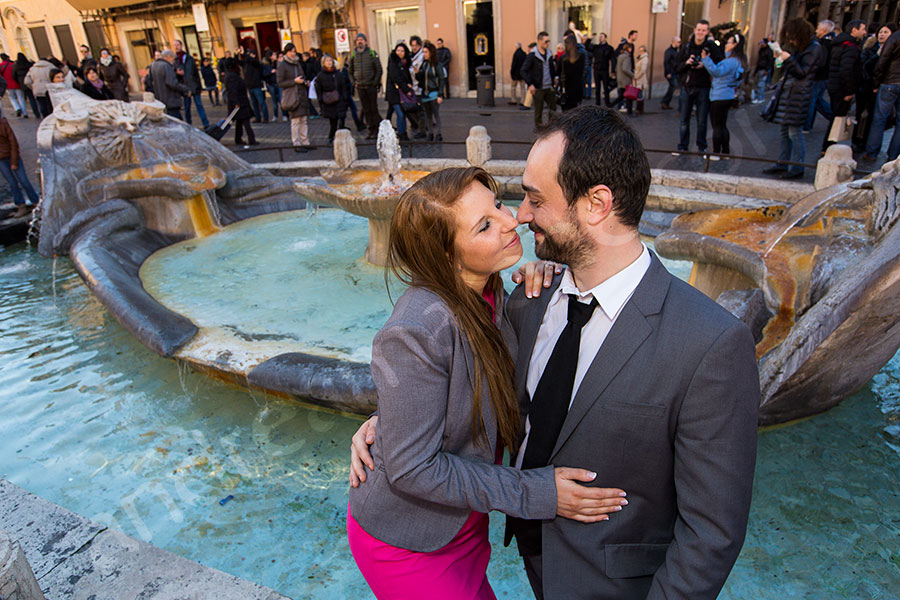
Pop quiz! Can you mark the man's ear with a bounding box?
[583,184,614,226]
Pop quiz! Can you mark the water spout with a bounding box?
[376,120,401,184]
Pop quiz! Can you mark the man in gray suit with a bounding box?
[352,105,759,599]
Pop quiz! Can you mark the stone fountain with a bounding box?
[655,159,900,425]
[292,120,428,266]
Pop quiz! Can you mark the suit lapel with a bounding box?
[515,278,561,401]
[550,254,672,458]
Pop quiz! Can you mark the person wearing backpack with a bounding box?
[347,33,383,139]
[702,33,746,158]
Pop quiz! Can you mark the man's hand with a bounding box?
[294,76,305,84]
[510,260,563,298]
[437,96,443,105]
[528,84,536,96]
[10,162,17,170]
[349,416,378,487]
[844,95,853,102]
[555,467,627,523]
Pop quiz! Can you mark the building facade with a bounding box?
[2,0,882,99]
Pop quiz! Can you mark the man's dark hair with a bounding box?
[696,19,710,27]
[99,47,109,54]
[537,31,550,40]
[437,37,443,43]
[628,29,638,37]
[847,19,866,33]
[528,42,537,49]
[0,54,8,61]
[283,43,296,53]
[536,105,649,229]
[410,35,422,46]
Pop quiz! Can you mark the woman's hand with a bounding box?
[349,416,378,487]
[701,48,709,60]
[555,467,627,523]
[780,51,791,61]
[510,260,564,298]
[437,96,443,104]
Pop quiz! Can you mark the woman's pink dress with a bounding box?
[346,288,501,600]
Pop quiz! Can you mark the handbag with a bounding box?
[322,89,340,105]
[397,86,420,113]
[827,115,853,142]
[760,79,784,121]
[624,85,640,101]
[281,85,300,112]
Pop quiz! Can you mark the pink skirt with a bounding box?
[347,504,496,600]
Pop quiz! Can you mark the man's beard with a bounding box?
[530,210,594,269]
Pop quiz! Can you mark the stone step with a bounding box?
[651,169,814,203]
[646,184,781,214]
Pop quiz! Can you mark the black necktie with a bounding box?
[522,294,599,470]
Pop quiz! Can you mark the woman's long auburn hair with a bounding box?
[387,167,520,453]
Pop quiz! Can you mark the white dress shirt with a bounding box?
[515,244,652,468]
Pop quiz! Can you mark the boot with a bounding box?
[398,132,410,141]
[636,100,644,115]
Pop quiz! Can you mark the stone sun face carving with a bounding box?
[54,99,164,166]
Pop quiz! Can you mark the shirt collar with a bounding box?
[557,243,651,320]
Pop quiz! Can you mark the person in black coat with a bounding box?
[854,25,896,153]
[763,18,823,179]
[754,38,775,103]
[238,47,268,123]
[590,33,616,107]
[559,35,584,111]
[80,66,114,100]
[675,20,722,153]
[661,36,681,109]
[13,53,40,118]
[510,43,528,106]
[521,32,558,128]
[200,57,219,105]
[822,20,866,153]
[223,58,256,147]
[314,55,348,143]
[384,43,418,141]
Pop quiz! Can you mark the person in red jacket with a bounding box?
[0,54,26,117]
[0,117,40,218]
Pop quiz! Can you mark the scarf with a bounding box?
[100,56,113,67]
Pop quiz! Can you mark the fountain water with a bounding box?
[292,120,429,266]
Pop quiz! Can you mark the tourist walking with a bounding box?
[80,66,115,100]
[822,20,866,154]
[0,115,40,217]
[591,33,616,107]
[660,37,681,109]
[263,51,282,121]
[864,29,900,162]
[702,33,746,158]
[98,48,130,101]
[753,37,775,103]
[173,40,208,128]
[347,33,383,140]
[0,54,25,117]
[13,54,39,118]
[763,18,824,180]
[315,55,348,144]
[416,42,445,142]
[855,25,896,154]
[341,62,366,132]
[436,38,452,98]
[675,19,720,154]
[510,43,528,106]
[200,57,220,106]
[386,43,416,141]
[559,35,584,111]
[614,43,634,115]
[222,58,256,148]
[805,20,835,132]
[633,45,649,114]
[237,48,268,124]
[277,43,311,152]
[521,31,558,128]
[24,58,60,118]
[346,166,627,600]
[150,50,191,120]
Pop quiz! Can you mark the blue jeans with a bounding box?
[756,70,771,102]
[183,93,209,127]
[679,87,710,152]
[865,83,900,160]
[0,157,40,205]
[805,80,832,131]
[779,124,806,174]
[249,87,268,122]
[267,83,282,119]
[391,104,407,135]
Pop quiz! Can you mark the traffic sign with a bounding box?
[335,28,350,53]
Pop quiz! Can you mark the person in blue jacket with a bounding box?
[702,33,745,158]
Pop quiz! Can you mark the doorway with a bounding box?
[465,1,494,91]
[317,10,336,58]
[53,25,79,65]
[373,6,420,86]
[30,26,53,59]
[236,21,283,57]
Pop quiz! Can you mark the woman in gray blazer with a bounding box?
[347,167,626,599]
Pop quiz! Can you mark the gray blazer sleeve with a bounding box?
[371,320,558,520]
[647,320,759,599]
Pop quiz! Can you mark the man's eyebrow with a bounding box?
[522,183,540,195]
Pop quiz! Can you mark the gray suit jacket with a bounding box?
[506,254,759,599]
[349,286,557,552]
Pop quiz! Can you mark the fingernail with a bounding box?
[615,506,622,511]
[619,492,627,497]
[589,471,597,479]
[620,500,628,506]
[602,516,609,521]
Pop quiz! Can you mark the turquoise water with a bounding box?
[1,218,898,598]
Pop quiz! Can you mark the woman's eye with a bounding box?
[494,200,502,210]
[480,220,491,232]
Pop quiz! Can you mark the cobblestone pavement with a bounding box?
[4,90,894,198]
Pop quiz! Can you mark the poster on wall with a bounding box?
[192,3,210,32]
[652,0,669,13]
